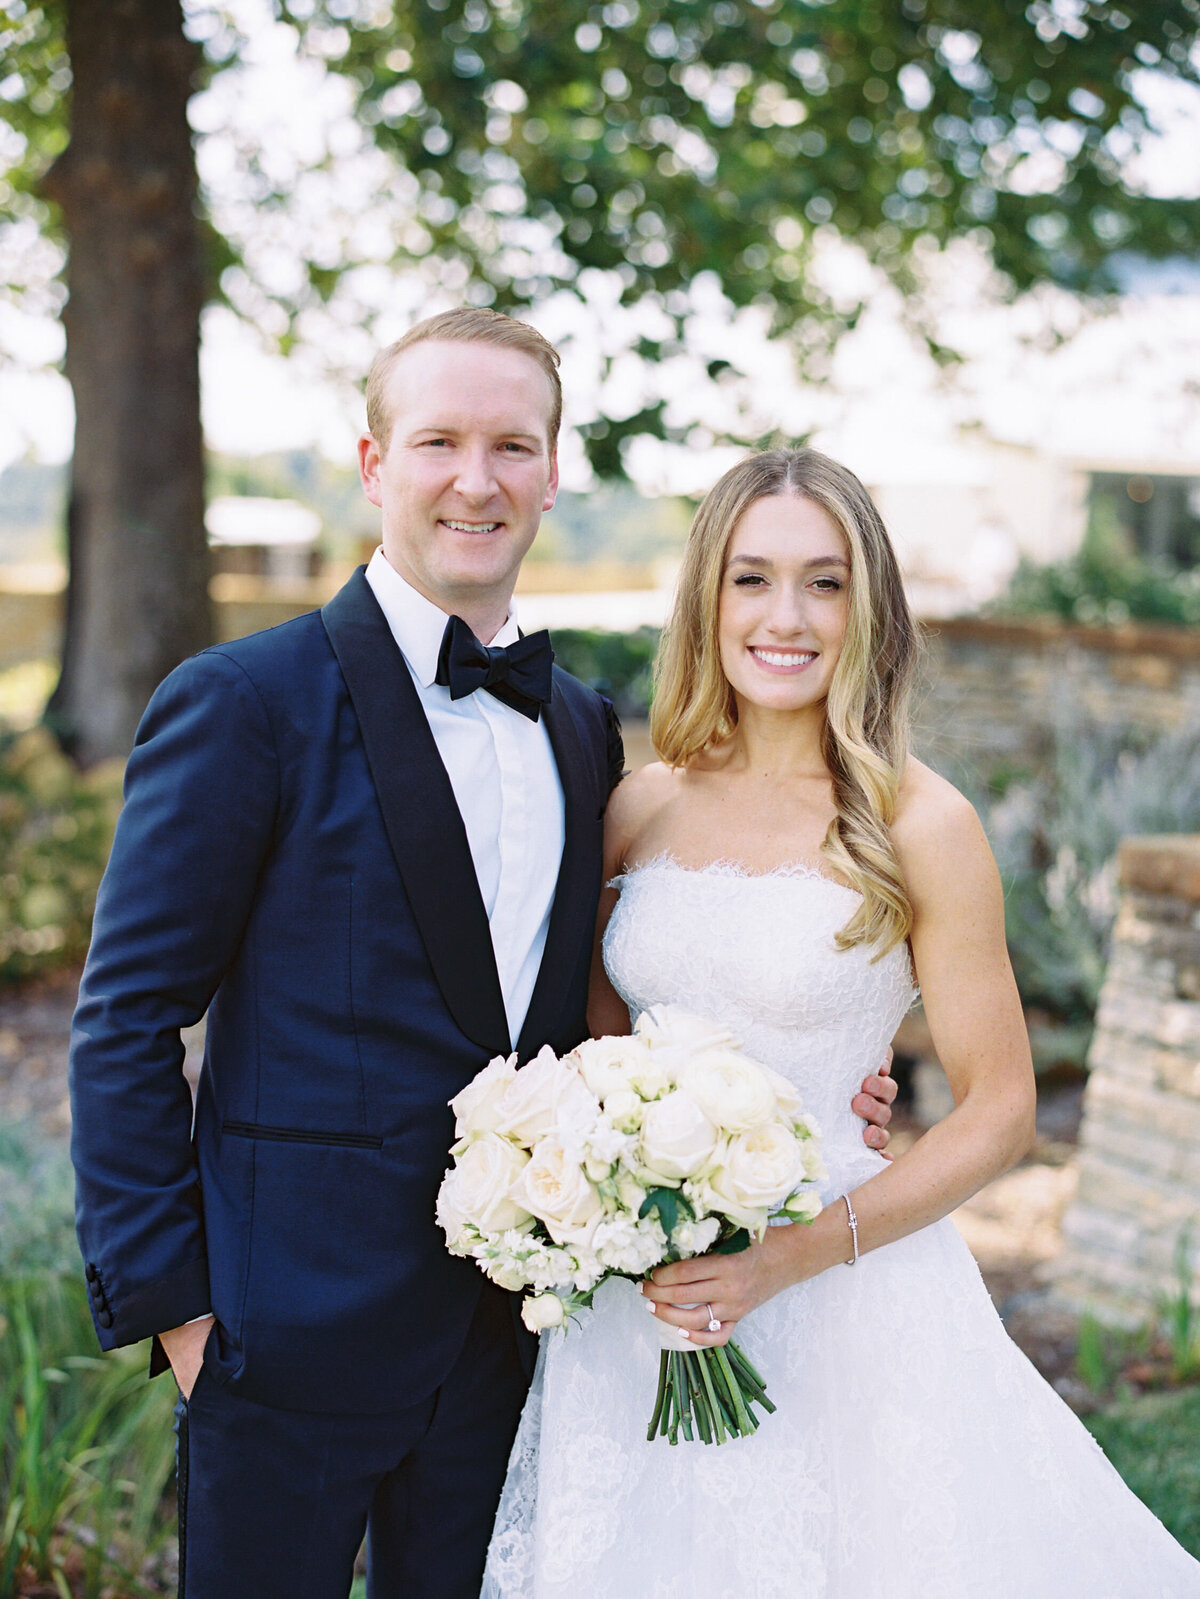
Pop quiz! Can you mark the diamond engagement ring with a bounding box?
[705,1303,721,1332]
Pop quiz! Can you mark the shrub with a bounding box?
[992,500,1200,629]
[0,728,123,986]
[948,718,1200,1025]
[548,627,659,718]
[0,1123,80,1277]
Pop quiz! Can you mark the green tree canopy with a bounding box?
[5,0,1200,467]
[2,0,1199,760]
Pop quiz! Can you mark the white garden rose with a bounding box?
[494,1047,600,1147]
[521,1293,567,1332]
[792,1115,827,1182]
[676,1049,777,1132]
[780,1189,823,1223]
[707,1123,809,1227]
[614,1168,649,1213]
[571,1034,655,1098]
[449,1051,519,1144]
[628,1055,675,1102]
[437,1134,533,1236]
[509,1135,605,1241]
[800,1138,828,1184]
[758,1062,804,1123]
[602,1088,644,1134]
[638,1090,720,1181]
[634,1005,737,1055]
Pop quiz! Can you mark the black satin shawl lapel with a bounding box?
[321,570,510,1058]
[517,676,595,1061]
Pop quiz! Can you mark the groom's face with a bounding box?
[358,338,559,630]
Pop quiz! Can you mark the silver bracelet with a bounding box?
[842,1194,859,1266]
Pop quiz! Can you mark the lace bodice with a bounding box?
[602,856,917,1195]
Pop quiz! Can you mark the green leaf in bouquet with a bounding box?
[713,1228,752,1255]
[639,1186,693,1237]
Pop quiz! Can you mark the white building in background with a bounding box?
[817,429,1085,619]
[205,495,322,583]
[802,283,1200,619]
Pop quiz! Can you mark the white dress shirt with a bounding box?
[365,548,566,1048]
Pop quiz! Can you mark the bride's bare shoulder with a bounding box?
[607,761,676,831]
[891,758,995,899]
[604,762,680,864]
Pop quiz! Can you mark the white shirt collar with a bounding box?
[364,547,521,689]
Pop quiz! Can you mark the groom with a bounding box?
[69,308,896,1598]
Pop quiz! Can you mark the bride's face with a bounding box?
[717,493,851,716]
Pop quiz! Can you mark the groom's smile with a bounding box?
[358,337,560,643]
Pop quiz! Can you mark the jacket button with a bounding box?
[85,1264,99,1283]
[96,1308,114,1329]
[88,1280,101,1300]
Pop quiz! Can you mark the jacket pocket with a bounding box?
[221,1120,382,1150]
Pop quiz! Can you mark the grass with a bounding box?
[0,1123,176,1596]
[0,1270,178,1596]
[1087,1387,1200,1557]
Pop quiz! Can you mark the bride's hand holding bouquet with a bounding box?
[437,1005,826,1445]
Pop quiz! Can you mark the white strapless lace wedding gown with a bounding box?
[482,859,1200,1599]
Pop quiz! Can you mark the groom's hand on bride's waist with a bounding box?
[853,1049,897,1160]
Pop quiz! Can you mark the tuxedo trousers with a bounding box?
[174,1283,529,1599]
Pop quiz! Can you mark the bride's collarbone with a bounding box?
[629,821,841,883]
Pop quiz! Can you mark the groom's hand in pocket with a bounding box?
[159,1314,215,1401]
[852,1048,896,1159]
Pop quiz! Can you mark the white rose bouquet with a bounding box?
[437,1005,825,1446]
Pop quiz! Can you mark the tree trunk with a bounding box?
[44,0,211,764]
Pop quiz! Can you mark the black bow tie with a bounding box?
[435,613,554,721]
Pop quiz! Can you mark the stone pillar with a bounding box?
[1055,836,1200,1324]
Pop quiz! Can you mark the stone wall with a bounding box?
[1054,836,1200,1324]
[915,616,1200,777]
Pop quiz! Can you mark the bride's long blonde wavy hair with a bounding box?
[650,448,922,956]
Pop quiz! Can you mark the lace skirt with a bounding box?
[482,1217,1200,1599]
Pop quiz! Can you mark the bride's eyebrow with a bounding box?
[727,554,849,569]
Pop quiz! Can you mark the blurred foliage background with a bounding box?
[3,0,1200,1588]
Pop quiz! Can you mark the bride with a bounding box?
[483,448,1200,1597]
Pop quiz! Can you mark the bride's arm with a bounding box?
[587,876,631,1038]
[644,763,1036,1343]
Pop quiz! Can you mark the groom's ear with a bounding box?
[358,433,384,507]
[542,448,559,512]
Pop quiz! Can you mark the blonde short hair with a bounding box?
[364,308,562,452]
[651,448,922,954]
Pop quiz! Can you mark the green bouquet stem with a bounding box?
[646,1339,774,1445]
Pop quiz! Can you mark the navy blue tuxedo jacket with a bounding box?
[69,569,622,1413]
